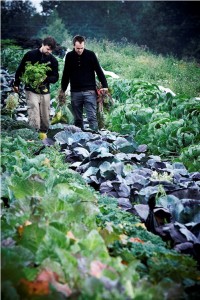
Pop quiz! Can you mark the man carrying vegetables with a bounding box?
[13,36,59,134]
[59,35,108,133]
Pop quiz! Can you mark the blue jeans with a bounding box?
[71,90,98,130]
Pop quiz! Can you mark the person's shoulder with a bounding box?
[23,49,37,59]
[28,48,39,54]
[26,48,41,57]
[24,49,36,55]
[63,49,74,60]
[50,53,58,62]
[85,49,95,55]
[67,49,75,56]
[84,49,97,59]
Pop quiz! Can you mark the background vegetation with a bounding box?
[86,39,200,98]
[1,0,200,60]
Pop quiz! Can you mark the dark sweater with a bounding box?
[14,49,59,94]
[61,49,108,92]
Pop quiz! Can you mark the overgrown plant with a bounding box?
[106,78,200,170]
[4,93,19,118]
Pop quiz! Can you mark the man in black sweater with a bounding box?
[14,37,59,134]
[60,35,108,132]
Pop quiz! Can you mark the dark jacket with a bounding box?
[14,49,59,94]
[61,49,108,92]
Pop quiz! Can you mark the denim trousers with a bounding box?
[71,90,98,130]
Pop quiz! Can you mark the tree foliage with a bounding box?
[37,10,71,45]
[1,0,200,59]
[38,1,200,59]
[1,0,42,39]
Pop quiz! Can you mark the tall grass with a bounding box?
[87,39,200,98]
[1,38,200,97]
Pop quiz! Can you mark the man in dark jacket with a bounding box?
[14,36,59,133]
[60,35,108,132]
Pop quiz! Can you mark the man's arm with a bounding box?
[61,53,70,92]
[93,53,108,89]
[44,57,59,84]
[14,51,30,88]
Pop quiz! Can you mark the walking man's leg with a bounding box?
[71,92,84,129]
[26,91,40,130]
[84,91,98,132]
[40,94,50,132]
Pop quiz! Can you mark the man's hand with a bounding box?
[99,88,108,95]
[58,89,66,106]
[13,86,19,93]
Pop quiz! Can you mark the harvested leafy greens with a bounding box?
[20,61,51,92]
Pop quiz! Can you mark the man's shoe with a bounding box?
[82,127,100,134]
[91,129,100,134]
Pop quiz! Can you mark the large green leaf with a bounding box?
[79,230,109,260]
[36,225,71,264]
[1,281,20,300]
[8,174,46,200]
[54,247,79,285]
[18,223,46,254]
[1,246,35,283]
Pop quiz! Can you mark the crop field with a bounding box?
[1,41,200,299]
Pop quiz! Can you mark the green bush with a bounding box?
[1,48,27,73]
[1,39,21,49]
[88,39,200,98]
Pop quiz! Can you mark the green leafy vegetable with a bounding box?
[20,62,51,92]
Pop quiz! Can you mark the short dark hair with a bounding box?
[43,36,57,50]
[73,35,85,45]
